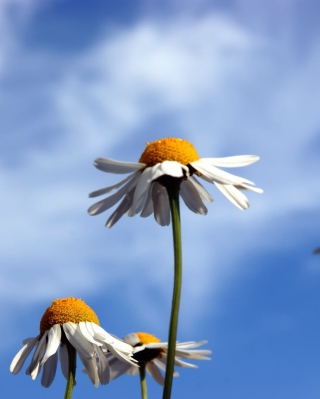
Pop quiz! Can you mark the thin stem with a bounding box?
[139,361,148,399]
[64,340,76,399]
[162,182,182,399]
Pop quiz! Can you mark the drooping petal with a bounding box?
[108,358,132,380]
[173,358,198,368]
[26,332,48,377]
[127,167,154,216]
[41,324,61,364]
[147,362,165,385]
[78,352,99,387]
[192,160,255,186]
[88,173,140,216]
[80,322,134,358]
[106,188,135,227]
[95,345,110,385]
[10,336,39,374]
[188,176,213,202]
[89,173,136,198]
[126,364,139,376]
[59,344,69,380]
[152,182,170,226]
[63,323,94,359]
[41,351,58,387]
[140,184,154,218]
[214,183,250,210]
[200,155,260,167]
[238,183,264,193]
[180,179,208,215]
[94,158,145,174]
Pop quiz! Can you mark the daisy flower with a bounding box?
[10,297,136,388]
[88,137,262,227]
[107,332,211,386]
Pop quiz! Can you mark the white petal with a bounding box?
[78,352,99,387]
[63,323,94,359]
[81,322,134,357]
[157,161,187,178]
[41,324,61,364]
[215,183,250,210]
[26,332,48,377]
[10,336,39,374]
[109,358,132,380]
[175,340,208,349]
[188,176,213,202]
[180,180,208,215]
[95,345,110,385]
[200,155,260,167]
[140,184,154,218]
[89,173,136,198]
[127,168,153,216]
[41,351,58,387]
[126,364,139,376]
[147,362,165,386]
[239,184,264,194]
[106,188,135,227]
[59,344,69,380]
[94,158,145,174]
[152,182,170,226]
[123,333,140,346]
[192,160,254,186]
[88,174,140,216]
[173,358,198,368]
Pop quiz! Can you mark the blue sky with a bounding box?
[1,0,320,398]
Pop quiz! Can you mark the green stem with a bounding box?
[139,361,148,399]
[64,340,76,399]
[162,182,182,399]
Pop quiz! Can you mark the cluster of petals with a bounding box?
[106,333,211,385]
[10,321,136,388]
[88,155,263,227]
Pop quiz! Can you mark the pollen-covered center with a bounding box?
[136,332,161,345]
[40,297,100,335]
[139,138,200,166]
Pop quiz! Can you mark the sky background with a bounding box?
[1,0,320,398]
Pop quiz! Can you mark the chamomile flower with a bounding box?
[107,332,211,386]
[10,297,136,388]
[88,137,262,227]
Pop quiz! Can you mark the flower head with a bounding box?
[88,137,262,227]
[10,297,136,388]
[107,332,211,385]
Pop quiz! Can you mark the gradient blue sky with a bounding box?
[1,0,320,398]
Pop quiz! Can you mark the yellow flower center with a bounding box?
[39,297,100,335]
[139,138,200,167]
[136,332,161,345]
